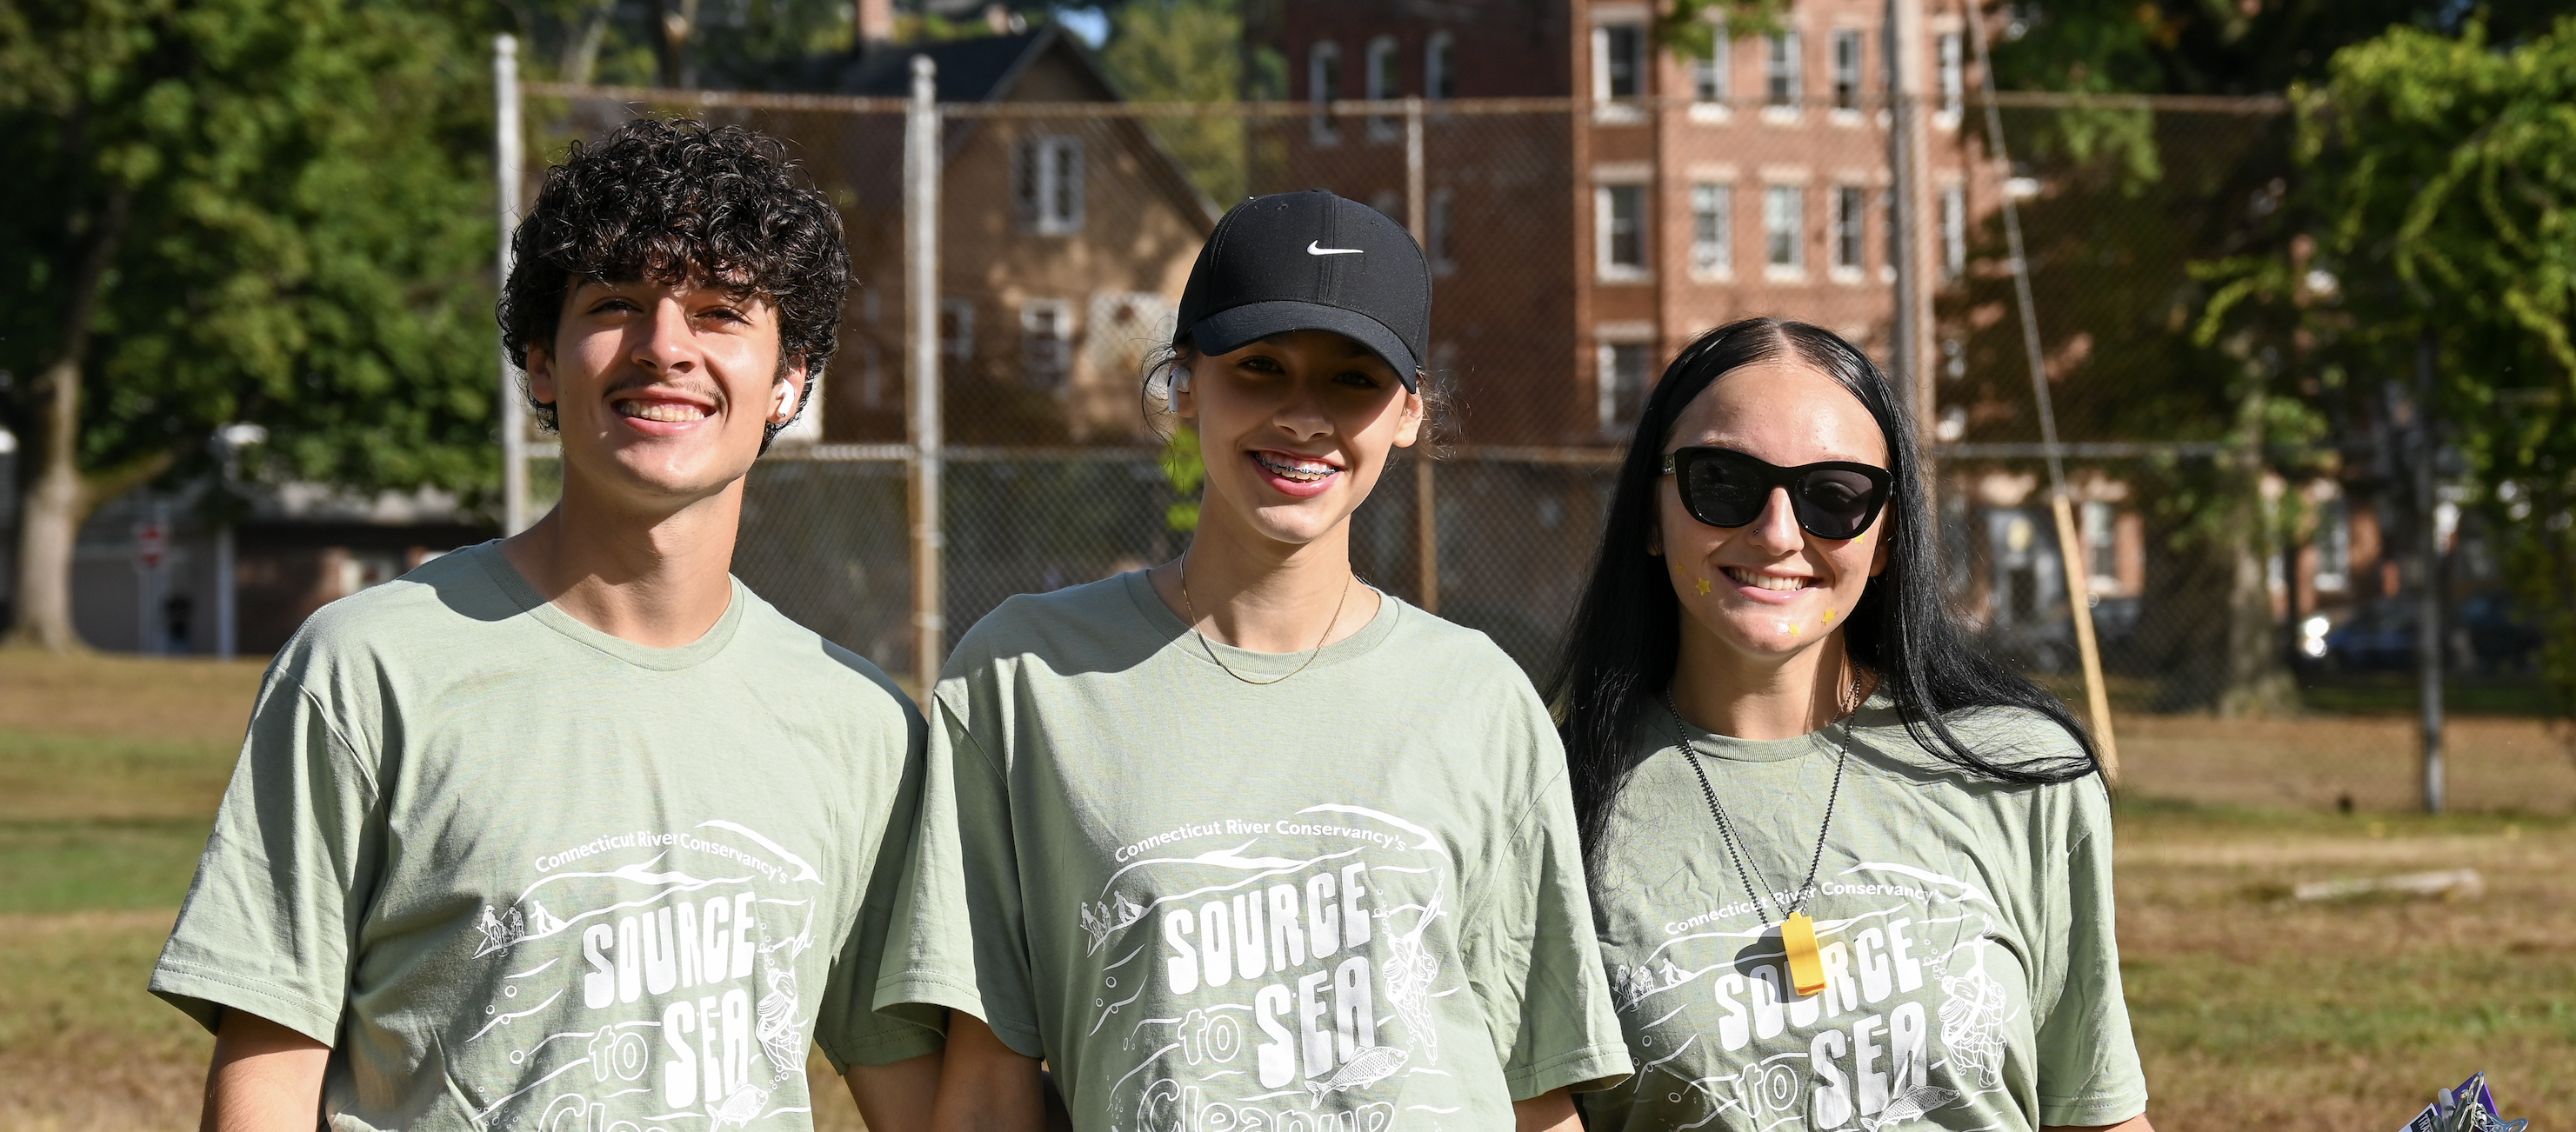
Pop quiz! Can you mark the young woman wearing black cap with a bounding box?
[878,190,1631,1132]
[1551,319,2152,1132]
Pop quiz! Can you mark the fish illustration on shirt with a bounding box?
[1304,1045,1410,1109]
[1860,1083,1961,1130]
[710,1083,771,1129]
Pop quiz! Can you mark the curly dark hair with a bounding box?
[497,117,849,449]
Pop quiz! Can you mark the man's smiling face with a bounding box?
[527,276,804,509]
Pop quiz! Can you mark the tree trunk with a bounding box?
[2219,486,2298,716]
[559,0,616,86]
[4,189,130,653]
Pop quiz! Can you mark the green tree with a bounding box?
[0,0,498,650]
[1100,0,1243,206]
[2198,17,2576,713]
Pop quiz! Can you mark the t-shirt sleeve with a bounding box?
[872,690,1045,1058]
[814,697,948,1070]
[2032,778,2149,1126]
[149,674,384,1045]
[1464,758,1634,1100]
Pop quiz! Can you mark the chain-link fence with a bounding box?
[511,74,2509,727]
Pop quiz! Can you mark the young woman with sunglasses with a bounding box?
[1551,319,2153,1132]
[882,191,1630,1132]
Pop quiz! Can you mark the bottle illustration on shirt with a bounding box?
[453,819,826,1131]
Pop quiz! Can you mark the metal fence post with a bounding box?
[494,35,531,536]
[1404,96,1438,615]
[906,56,946,689]
[2414,333,2445,814]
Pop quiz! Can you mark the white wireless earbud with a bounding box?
[1165,367,1192,414]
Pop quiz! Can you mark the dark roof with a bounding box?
[835,27,1108,102]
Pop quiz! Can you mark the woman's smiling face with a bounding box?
[1178,330,1423,549]
[1655,358,1892,664]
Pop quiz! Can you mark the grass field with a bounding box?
[1,651,2570,1130]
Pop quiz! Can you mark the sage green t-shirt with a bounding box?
[150,543,939,1132]
[878,571,1632,1131]
[1575,698,2146,1132]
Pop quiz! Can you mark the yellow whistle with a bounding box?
[1782,912,1828,997]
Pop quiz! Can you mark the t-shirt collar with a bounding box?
[1664,690,1897,764]
[1119,568,1403,678]
[470,541,747,672]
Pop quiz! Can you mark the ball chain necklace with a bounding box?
[1666,666,1866,999]
[1178,551,1355,686]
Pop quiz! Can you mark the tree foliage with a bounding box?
[1100,0,1243,206]
[2197,17,2576,712]
[0,0,498,643]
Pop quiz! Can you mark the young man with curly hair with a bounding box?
[150,119,942,1131]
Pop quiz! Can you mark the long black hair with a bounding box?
[1546,317,2099,867]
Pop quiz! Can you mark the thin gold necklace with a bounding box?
[1177,551,1354,686]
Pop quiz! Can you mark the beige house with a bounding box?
[815,28,1218,447]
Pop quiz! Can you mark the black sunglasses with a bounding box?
[1659,447,1893,540]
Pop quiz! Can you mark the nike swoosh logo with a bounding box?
[1306,241,1364,256]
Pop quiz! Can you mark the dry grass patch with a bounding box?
[2113,803,2576,1131]
[2116,712,2576,816]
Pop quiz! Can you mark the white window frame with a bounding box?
[1426,187,1456,275]
[1016,135,1084,236]
[1309,40,1342,144]
[1940,183,1967,280]
[1692,28,1727,107]
[1593,22,1645,100]
[1019,299,1074,390]
[1829,184,1865,280]
[2313,497,2352,592]
[1764,31,1801,113]
[1830,29,1863,113]
[1425,30,1455,101]
[1596,337,1655,436]
[1763,184,1805,278]
[1365,35,1402,141]
[1689,183,1732,278]
[1595,183,1649,282]
[1936,31,1965,124]
[938,298,975,363]
[2080,501,2119,593]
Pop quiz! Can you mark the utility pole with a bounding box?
[1404,96,1438,614]
[494,36,531,535]
[2413,334,2446,814]
[906,56,945,690]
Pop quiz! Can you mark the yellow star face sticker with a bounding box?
[1695,576,1712,595]
[1823,609,1837,624]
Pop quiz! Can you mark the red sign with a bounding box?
[135,521,168,569]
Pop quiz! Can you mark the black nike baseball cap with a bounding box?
[1175,190,1431,390]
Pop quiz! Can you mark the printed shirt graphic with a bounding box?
[1575,701,2147,1132]
[878,572,1631,1132]
[150,543,939,1131]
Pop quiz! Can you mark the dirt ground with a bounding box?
[2,649,2569,1130]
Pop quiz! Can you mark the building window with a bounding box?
[1595,23,1645,100]
[1309,41,1342,143]
[1830,185,1865,275]
[2314,497,2352,592]
[1691,183,1731,276]
[2079,501,2121,591]
[1020,300,1073,390]
[1764,184,1804,272]
[1427,187,1455,274]
[1831,30,1863,110]
[1937,31,1965,118]
[1598,342,1652,434]
[1366,35,1401,139]
[938,299,974,363]
[1765,31,1800,107]
[1940,184,1967,279]
[1597,184,1647,279]
[1881,190,1899,281]
[1014,135,1084,236]
[1692,32,1726,104]
[1425,30,1455,100]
